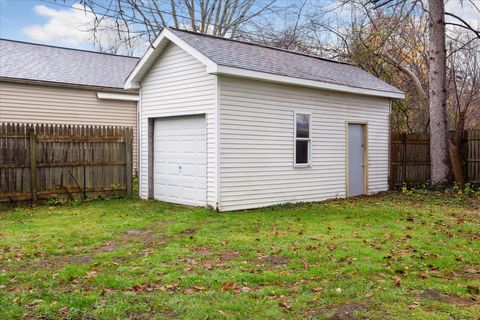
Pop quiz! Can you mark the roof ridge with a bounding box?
[169,28,353,66]
[0,38,140,60]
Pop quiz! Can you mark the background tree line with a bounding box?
[71,0,479,187]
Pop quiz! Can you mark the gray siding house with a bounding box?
[0,39,140,169]
[126,28,403,211]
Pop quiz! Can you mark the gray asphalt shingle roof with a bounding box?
[0,39,139,89]
[170,29,402,95]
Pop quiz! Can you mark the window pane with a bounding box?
[296,140,309,164]
[296,114,310,138]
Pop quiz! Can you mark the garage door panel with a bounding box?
[181,165,206,177]
[153,115,206,206]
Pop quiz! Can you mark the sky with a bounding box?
[0,0,102,49]
[0,0,479,51]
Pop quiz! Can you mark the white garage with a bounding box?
[153,115,206,206]
[126,28,403,211]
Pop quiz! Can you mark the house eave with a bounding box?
[1,76,138,93]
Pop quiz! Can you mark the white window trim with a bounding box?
[294,111,312,168]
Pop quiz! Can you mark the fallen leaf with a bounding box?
[279,301,291,310]
[86,270,98,277]
[193,285,205,291]
[132,284,143,291]
[221,281,237,292]
[59,307,69,315]
[393,276,401,286]
[204,263,213,270]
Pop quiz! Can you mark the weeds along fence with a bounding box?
[0,123,133,206]
[390,129,480,187]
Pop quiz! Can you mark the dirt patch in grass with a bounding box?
[158,310,180,319]
[64,255,93,264]
[194,246,210,254]
[419,289,478,306]
[222,250,241,261]
[95,242,118,253]
[177,228,196,238]
[255,255,289,266]
[12,226,170,272]
[304,302,368,320]
[96,228,167,253]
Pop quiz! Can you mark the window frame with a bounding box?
[293,111,312,168]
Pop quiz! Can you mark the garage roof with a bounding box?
[125,28,404,99]
[0,39,139,89]
[171,29,402,96]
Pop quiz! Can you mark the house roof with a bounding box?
[125,28,404,99]
[0,39,139,89]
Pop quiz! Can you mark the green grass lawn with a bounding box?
[0,192,479,320]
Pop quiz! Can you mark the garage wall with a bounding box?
[0,81,138,170]
[219,76,391,211]
[139,42,217,206]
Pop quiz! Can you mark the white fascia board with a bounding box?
[125,81,140,90]
[207,65,405,99]
[97,92,140,101]
[124,28,217,89]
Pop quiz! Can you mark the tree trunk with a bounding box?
[428,0,449,186]
[449,113,466,188]
[448,141,464,188]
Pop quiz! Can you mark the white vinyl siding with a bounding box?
[139,42,217,206]
[218,77,390,211]
[0,81,138,170]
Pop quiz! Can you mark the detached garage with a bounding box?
[126,28,404,211]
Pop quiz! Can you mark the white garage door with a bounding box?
[153,115,206,206]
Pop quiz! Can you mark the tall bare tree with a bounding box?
[447,33,480,187]
[427,0,449,184]
[77,0,279,45]
[366,0,479,187]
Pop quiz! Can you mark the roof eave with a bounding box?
[124,28,217,89]
[207,65,405,99]
[0,76,138,93]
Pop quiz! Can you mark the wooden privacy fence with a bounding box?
[390,129,480,186]
[1,123,133,205]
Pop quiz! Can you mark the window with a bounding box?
[294,113,311,166]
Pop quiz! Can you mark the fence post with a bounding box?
[402,133,407,183]
[29,128,38,204]
[124,127,133,196]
